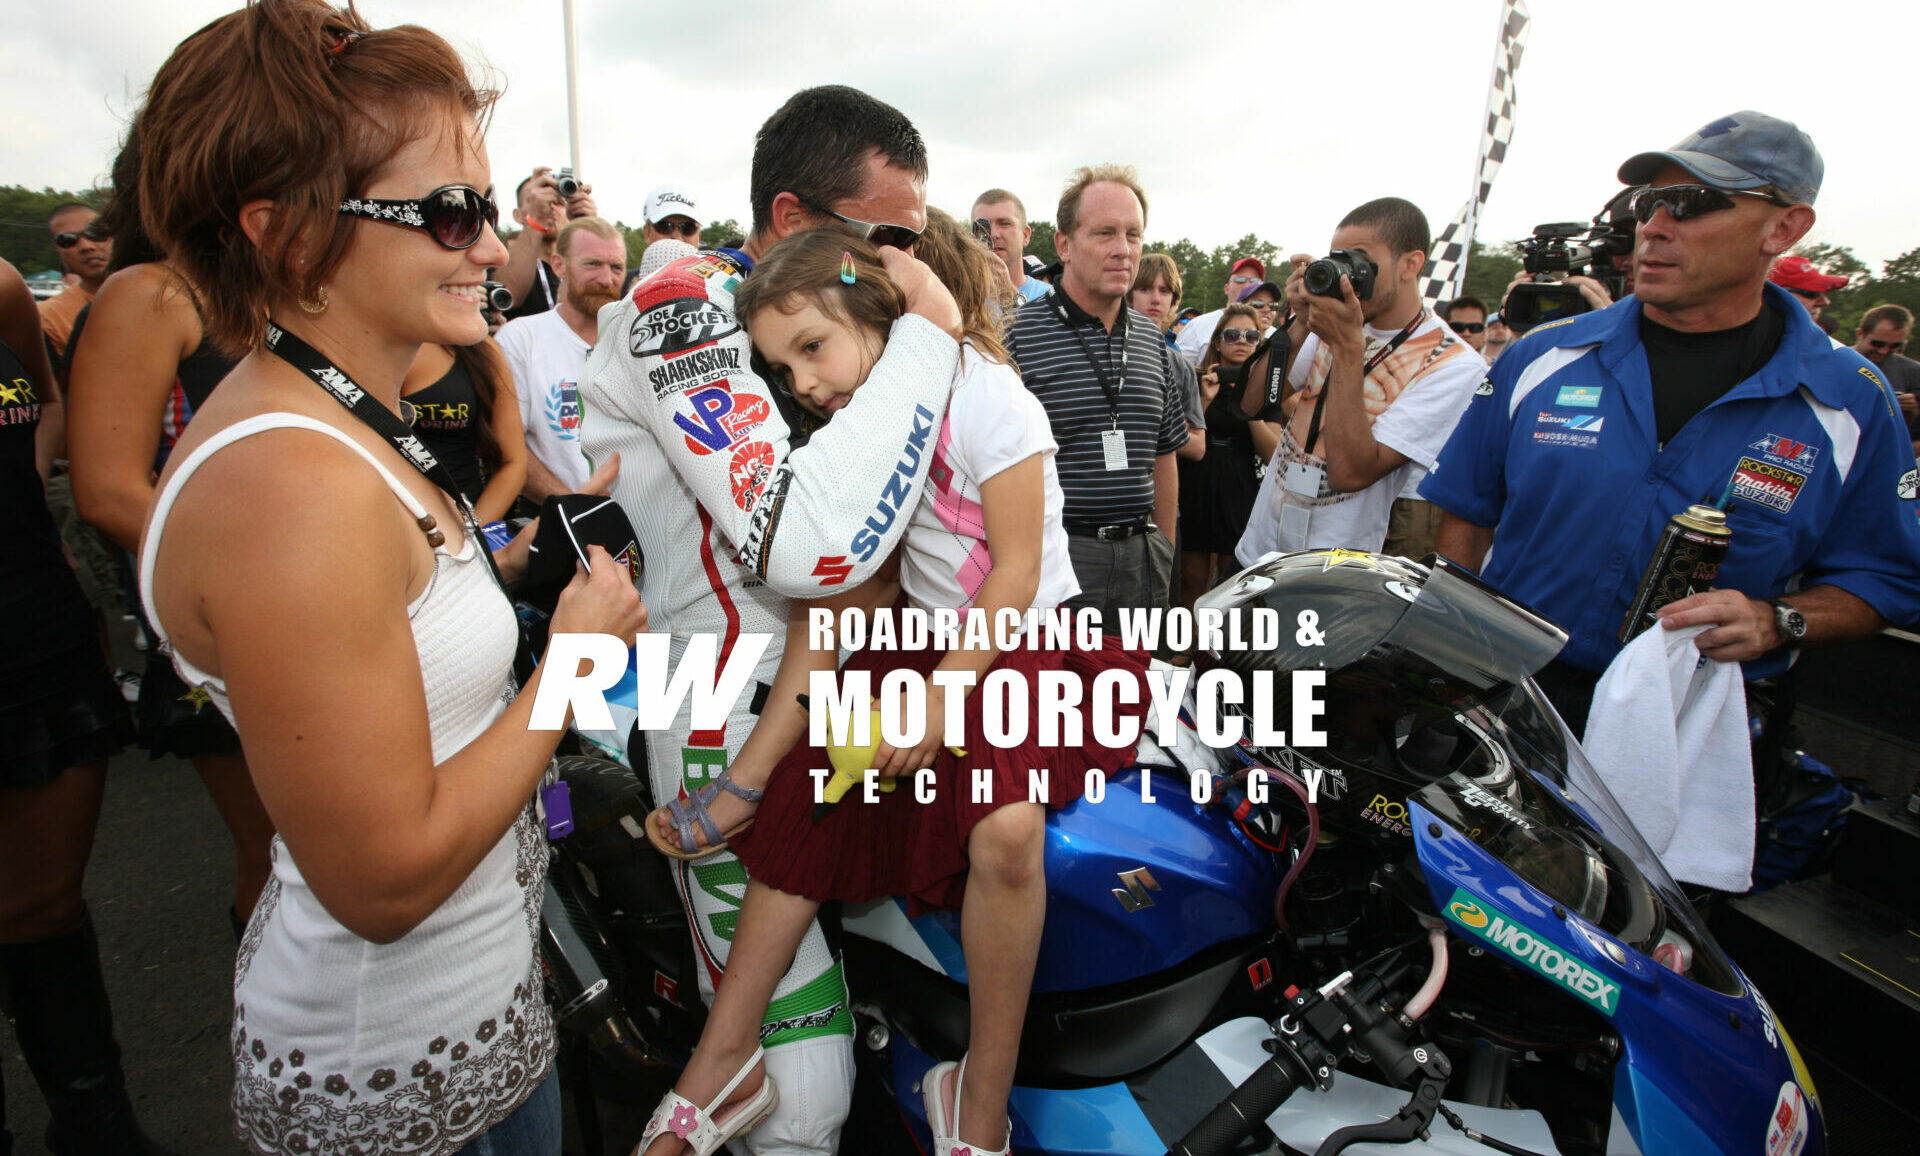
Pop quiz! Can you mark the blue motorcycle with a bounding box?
[540,551,1823,1156]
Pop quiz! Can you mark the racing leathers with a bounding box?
[579,249,958,1154]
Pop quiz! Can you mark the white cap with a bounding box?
[637,239,698,282]
[644,185,701,225]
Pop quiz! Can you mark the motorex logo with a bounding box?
[1445,888,1619,1015]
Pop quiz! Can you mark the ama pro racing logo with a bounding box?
[1444,888,1619,1015]
[630,297,739,358]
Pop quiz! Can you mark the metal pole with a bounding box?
[562,0,583,178]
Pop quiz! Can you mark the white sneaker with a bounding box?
[115,669,142,704]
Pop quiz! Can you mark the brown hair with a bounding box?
[1131,252,1183,305]
[1201,304,1261,373]
[556,215,621,258]
[912,208,1015,365]
[138,0,498,354]
[1058,163,1148,237]
[451,340,507,479]
[1861,303,1914,334]
[732,231,908,365]
[972,188,1026,224]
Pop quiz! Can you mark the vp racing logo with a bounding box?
[1443,887,1619,1015]
[1447,897,1491,929]
[629,296,740,357]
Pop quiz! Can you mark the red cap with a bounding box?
[1768,256,1848,293]
[1230,257,1266,278]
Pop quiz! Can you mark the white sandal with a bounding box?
[632,1045,778,1156]
[921,1053,1011,1156]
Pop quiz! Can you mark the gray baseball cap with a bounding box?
[1617,111,1824,205]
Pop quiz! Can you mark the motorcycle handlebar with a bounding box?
[1165,1051,1303,1156]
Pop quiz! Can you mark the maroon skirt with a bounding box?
[730,635,1150,914]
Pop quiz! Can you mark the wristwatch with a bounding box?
[1768,598,1808,646]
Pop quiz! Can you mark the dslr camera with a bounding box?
[1504,215,1633,333]
[555,167,581,198]
[1303,249,1377,300]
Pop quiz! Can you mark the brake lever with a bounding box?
[1310,1069,1446,1156]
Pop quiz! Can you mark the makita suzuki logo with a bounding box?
[1444,888,1618,1015]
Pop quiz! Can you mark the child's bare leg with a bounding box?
[643,880,821,1155]
[952,801,1047,1150]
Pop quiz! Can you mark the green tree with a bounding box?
[0,185,108,276]
[1459,238,1524,311]
[1026,220,1057,265]
[700,218,745,248]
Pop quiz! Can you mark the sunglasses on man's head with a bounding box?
[53,223,109,249]
[1450,320,1486,334]
[798,196,921,251]
[337,185,498,250]
[1220,328,1261,344]
[1624,183,1792,224]
[650,218,700,239]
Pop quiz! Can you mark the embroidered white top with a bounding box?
[139,413,552,1156]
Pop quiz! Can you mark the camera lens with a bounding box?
[556,169,580,198]
[1304,258,1343,298]
[484,281,514,313]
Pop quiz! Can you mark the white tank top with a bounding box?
[139,412,553,1156]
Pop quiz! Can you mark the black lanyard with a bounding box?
[264,323,509,593]
[1054,296,1130,426]
[1303,311,1425,457]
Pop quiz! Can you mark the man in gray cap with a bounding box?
[1421,111,1920,826]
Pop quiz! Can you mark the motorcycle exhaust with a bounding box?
[540,871,669,1073]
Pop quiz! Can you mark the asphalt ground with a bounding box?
[3,629,1912,1155]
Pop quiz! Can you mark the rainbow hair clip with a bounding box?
[840,251,857,285]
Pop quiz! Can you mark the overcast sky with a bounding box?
[9,1,1919,271]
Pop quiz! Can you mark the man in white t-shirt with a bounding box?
[1175,256,1267,365]
[495,217,626,500]
[1236,197,1483,562]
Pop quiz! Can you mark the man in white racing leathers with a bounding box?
[578,86,962,1154]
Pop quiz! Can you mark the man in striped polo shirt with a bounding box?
[1008,164,1187,623]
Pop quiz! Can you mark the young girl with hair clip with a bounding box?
[636,218,1148,1156]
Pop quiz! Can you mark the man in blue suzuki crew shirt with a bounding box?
[1421,111,1920,776]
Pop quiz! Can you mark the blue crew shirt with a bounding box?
[1420,283,1920,679]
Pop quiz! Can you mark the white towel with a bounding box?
[1582,623,1754,893]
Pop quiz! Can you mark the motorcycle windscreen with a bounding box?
[1345,565,1744,997]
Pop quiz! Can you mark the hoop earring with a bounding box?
[300,285,329,315]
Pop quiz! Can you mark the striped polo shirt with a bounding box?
[1007,288,1188,525]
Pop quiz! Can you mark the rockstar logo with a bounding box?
[1308,547,1387,572]
[0,378,29,405]
[179,685,214,712]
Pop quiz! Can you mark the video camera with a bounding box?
[1504,210,1634,333]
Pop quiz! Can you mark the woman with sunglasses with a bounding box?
[1178,304,1278,620]
[129,5,643,1154]
[68,122,277,942]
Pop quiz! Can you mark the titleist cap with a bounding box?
[644,185,701,225]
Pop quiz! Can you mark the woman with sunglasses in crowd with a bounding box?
[68,121,277,941]
[129,4,642,1153]
[1178,303,1279,621]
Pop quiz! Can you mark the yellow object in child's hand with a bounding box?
[822,707,897,805]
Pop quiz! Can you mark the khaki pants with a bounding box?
[1383,497,1444,562]
[44,473,127,612]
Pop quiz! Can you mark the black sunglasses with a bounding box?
[338,185,498,250]
[798,196,922,251]
[53,223,109,249]
[1624,183,1791,224]
[1785,286,1828,300]
[1865,337,1906,352]
[650,218,700,239]
[1220,327,1262,344]
[1450,320,1486,334]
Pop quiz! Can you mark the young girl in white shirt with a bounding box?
[638,216,1148,1156]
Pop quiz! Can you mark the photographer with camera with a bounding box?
[497,165,596,321]
[1234,197,1482,563]
[1422,112,1920,754]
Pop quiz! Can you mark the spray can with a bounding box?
[1618,505,1732,643]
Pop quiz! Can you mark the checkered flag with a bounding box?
[1421,0,1531,308]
